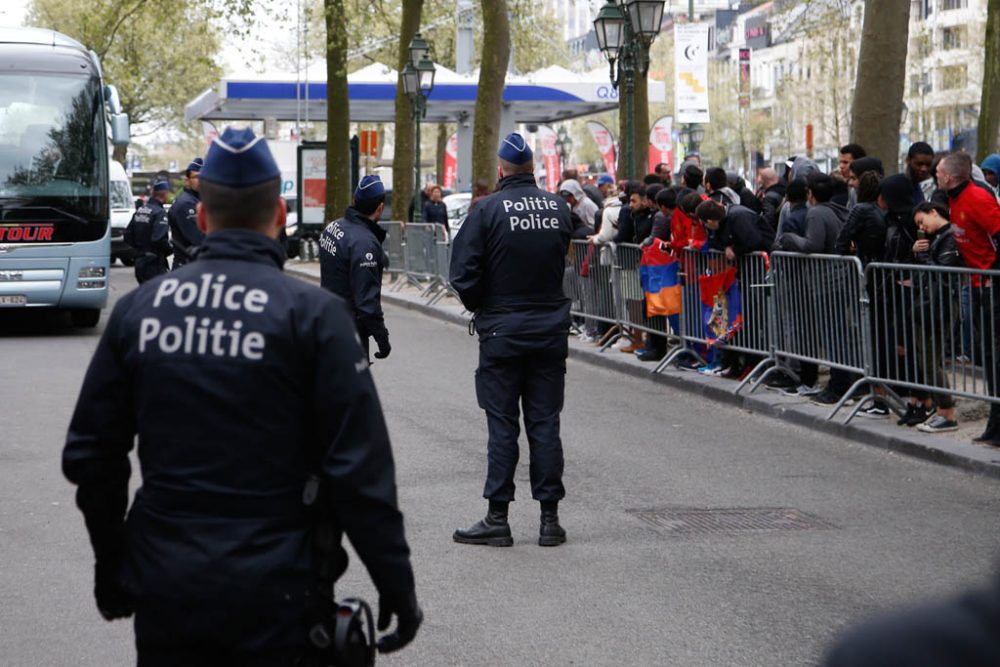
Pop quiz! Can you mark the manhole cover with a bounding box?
[627,507,836,535]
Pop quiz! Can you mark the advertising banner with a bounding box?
[536,126,560,193]
[648,116,673,175]
[739,48,751,109]
[675,23,710,124]
[299,144,327,226]
[443,133,458,190]
[586,121,617,182]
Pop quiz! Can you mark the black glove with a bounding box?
[376,591,422,654]
[94,558,133,621]
[373,334,391,360]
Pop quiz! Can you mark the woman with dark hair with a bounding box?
[836,171,886,265]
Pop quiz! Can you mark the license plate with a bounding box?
[0,295,27,306]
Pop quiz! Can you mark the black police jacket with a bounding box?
[319,207,389,342]
[449,172,572,338]
[124,197,171,257]
[63,230,414,619]
[167,187,205,265]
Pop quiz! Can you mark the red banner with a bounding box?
[537,126,560,193]
[648,116,673,175]
[586,121,616,182]
[443,133,457,190]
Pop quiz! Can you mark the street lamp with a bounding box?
[555,126,573,177]
[594,0,666,180]
[403,36,436,223]
[689,124,705,155]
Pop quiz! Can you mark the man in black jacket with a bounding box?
[167,157,204,267]
[695,199,773,260]
[320,175,391,361]
[124,180,172,283]
[450,132,572,548]
[63,127,421,665]
[757,168,785,232]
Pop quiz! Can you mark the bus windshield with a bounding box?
[0,73,108,242]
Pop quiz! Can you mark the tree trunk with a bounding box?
[112,144,127,167]
[977,0,1000,162]
[472,0,511,189]
[324,0,351,223]
[435,122,449,185]
[391,0,424,221]
[850,0,910,175]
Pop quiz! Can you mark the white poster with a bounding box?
[674,23,710,124]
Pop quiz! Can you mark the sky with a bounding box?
[0,0,30,27]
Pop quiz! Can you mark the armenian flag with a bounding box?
[699,268,742,346]
[639,241,682,316]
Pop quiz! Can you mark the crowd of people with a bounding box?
[559,144,1000,442]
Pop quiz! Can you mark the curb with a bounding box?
[286,266,1000,481]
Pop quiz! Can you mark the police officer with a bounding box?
[167,157,204,268]
[123,179,171,283]
[450,132,572,548]
[319,175,391,361]
[63,127,421,665]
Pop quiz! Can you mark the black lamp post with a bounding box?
[402,33,435,223]
[555,126,573,177]
[594,0,666,180]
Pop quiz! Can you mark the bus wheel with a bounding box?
[70,309,100,328]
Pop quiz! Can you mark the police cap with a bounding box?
[152,179,170,192]
[498,132,533,166]
[186,157,204,173]
[200,127,280,187]
[354,175,385,202]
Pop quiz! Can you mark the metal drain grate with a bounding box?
[627,507,836,535]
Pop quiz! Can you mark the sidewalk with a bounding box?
[286,261,1000,480]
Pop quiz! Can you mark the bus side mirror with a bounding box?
[111,113,130,147]
[104,85,123,114]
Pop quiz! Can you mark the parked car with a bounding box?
[109,160,137,266]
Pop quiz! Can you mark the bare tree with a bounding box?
[850,0,910,174]
[977,0,1000,161]
[471,0,510,189]
[390,0,424,220]
[324,0,351,221]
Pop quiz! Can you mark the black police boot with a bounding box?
[973,412,1000,443]
[453,502,513,547]
[538,503,566,547]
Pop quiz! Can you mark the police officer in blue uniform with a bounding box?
[63,127,421,665]
[319,175,391,362]
[167,157,204,268]
[450,132,573,547]
[124,179,172,283]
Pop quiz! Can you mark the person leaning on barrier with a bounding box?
[167,157,205,268]
[776,173,849,255]
[319,175,391,362]
[900,201,962,433]
[937,151,1000,445]
[63,127,421,664]
[124,179,172,284]
[757,167,785,232]
[449,132,572,548]
[695,198,773,262]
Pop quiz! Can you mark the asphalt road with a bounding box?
[2,265,999,666]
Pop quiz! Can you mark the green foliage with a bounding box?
[28,0,222,138]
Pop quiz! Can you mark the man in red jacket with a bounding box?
[938,152,1000,444]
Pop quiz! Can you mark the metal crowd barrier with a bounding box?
[378,221,405,282]
[567,240,622,349]
[865,262,1000,408]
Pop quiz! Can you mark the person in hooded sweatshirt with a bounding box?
[836,170,887,266]
[980,153,1000,201]
[776,173,848,254]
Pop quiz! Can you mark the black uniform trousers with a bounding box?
[476,334,567,504]
[972,284,1000,420]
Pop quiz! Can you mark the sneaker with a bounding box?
[698,363,722,375]
[858,401,890,419]
[720,365,744,379]
[612,337,632,350]
[810,389,842,406]
[782,384,819,397]
[955,354,972,364]
[678,358,702,371]
[635,348,665,362]
[764,374,798,391]
[917,415,959,433]
[897,403,935,427]
[579,334,598,343]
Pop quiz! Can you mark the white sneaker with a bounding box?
[613,337,631,349]
[579,334,598,343]
[782,384,819,397]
